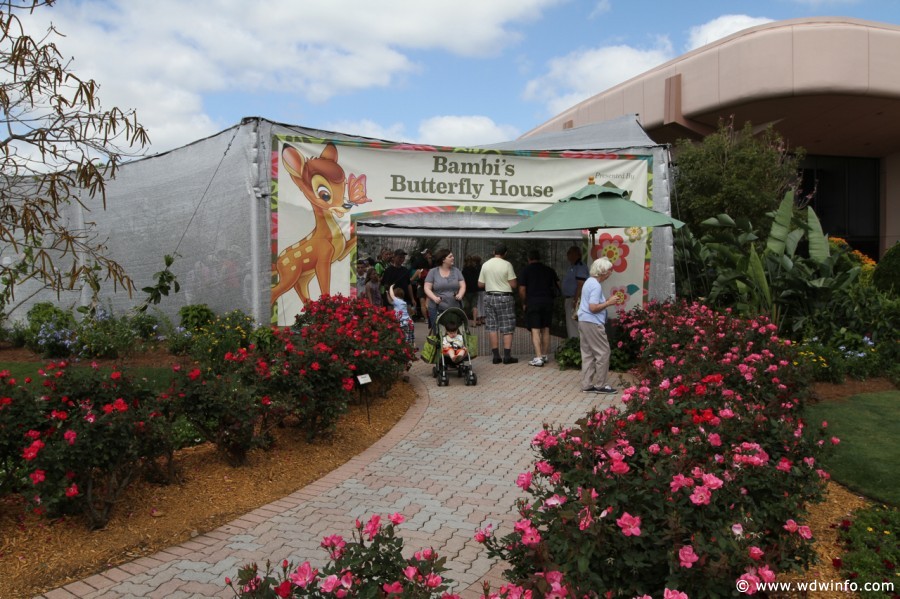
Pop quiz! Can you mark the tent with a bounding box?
[6,115,674,326]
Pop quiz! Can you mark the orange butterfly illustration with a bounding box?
[347,173,372,206]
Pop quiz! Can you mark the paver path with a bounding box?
[39,354,627,599]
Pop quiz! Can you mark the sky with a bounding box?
[18,0,900,156]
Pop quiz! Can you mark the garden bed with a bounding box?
[0,336,894,597]
[0,343,416,598]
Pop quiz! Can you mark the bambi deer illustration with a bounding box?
[272,143,370,308]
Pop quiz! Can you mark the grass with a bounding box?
[805,390,900,506]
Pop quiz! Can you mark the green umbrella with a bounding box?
[505,177,684,245]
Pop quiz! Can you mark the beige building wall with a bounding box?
[525,17,900,256]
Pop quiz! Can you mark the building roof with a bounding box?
[524,17,900,157]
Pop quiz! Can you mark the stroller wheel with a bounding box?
[439,374,449,386]
[468,373,477,386]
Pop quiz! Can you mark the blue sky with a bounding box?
[22,0,900,154]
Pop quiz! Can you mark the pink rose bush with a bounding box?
[227,515,457,599]
[479,301,835,597]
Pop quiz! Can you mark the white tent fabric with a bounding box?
[5,116,673,325]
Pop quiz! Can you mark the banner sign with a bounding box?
[271,135,654,325]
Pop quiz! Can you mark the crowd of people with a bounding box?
[354,242,623,395]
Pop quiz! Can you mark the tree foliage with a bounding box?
[673,119,805,231]
[872,242,900,296]
[0,0,149,314]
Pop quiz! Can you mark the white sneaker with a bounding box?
[542,355,549,363]
[529,357,544,367]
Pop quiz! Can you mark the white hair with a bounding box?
[589,257,613,277]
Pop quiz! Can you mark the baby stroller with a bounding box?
[425,307,477,387]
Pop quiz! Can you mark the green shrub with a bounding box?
[178,303,216,331]
[830,236,877,287]
[793,341,846,384]
[170,366,276,466]
[553,336,581,370]
[127,310,161,340]
[189,309,256,371]
[872,242,900,296]
[164,325,194,356]
[71,307,138,359]
[799,285,899,382]
[8,321,27,348]
[248,325,279,354]
[835,505,900,599]
[25,302,75,357]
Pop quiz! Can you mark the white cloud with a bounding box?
[686,15,775,51]
[323,119,410,143]
[524,37,674,116]
[417,116,520,146]
[788,0,860,6]
[589,0,612,19]
[17,0,561,153]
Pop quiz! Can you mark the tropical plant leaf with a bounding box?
[766,191,795,257]
[806,207,831,261]
[703,214,736,228]
[785,229,804,258]
[747,246,772,311]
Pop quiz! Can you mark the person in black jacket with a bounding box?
[380,249,413,314]
[518,249,560,367]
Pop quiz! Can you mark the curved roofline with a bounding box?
[524,16,900,140]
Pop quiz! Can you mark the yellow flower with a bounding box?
[867,527,874,532]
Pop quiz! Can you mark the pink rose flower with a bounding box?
[289,561,318,587]
[758,564,776,583]
[382,581,404,594]
[678,545,699,568]
[616,512,642,536]
[516,471,533,490]
[689,485,712,505]
[737,573,761,595]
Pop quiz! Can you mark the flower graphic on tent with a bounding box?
[610,286,630,306]
[625,226,644,242]
[592,233,630,273]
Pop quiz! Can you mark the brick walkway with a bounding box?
[39,340,628,599]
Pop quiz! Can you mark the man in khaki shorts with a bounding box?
[478,244,518,364]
